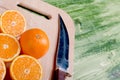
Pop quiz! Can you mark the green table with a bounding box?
[45,0,120,80]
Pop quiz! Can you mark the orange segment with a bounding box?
[0,59,6,80]
[0,33,20,62]
[0,10,26,37]
[19,28,49,59]
[10,55,42,80]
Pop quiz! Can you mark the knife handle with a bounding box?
[54,69,71,80]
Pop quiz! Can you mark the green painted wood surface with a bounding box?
[44,0,120,80]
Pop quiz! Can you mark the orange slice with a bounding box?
[0,59,6,80]
[10,55,42,80]
[0,33,20,62]
[0,10,26,37]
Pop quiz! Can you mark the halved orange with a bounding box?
[0,59,6,80]
[0,10,26,37]
[10,55,42,80]
[0,33,20,62]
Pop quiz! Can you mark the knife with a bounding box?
[53,14,71,80]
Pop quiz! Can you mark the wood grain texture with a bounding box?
[0,0,74,80]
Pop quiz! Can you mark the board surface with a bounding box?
[0,0,74,80]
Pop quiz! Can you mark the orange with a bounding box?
[0,33,20,62]
[0,10,26,37]
[0,59,6,80]
[19,28,49,59]
[10,55,42,80]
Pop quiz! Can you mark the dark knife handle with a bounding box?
[54,69,71,80]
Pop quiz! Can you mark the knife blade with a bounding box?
[53,14,71,80]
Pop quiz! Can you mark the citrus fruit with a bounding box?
[19,28,49,59]
[0,10,26,37]
[0,33,20,62]
[10,55,42,80]
[0,59,6,80]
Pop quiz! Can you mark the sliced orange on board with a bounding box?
[0,10,45,79]
[0,59,6,80]
[0,10,26,37]
[19,28,49,59]
[0,33,20,62]
[10,55,42,80]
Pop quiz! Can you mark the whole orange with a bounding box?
[19,28,49,59]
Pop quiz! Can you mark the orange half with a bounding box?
[0,59,6,80]
[10,55,42,80]
[0,33,20,62]
[0,10,26,37]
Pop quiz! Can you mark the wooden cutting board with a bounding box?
[0,0,75,80]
